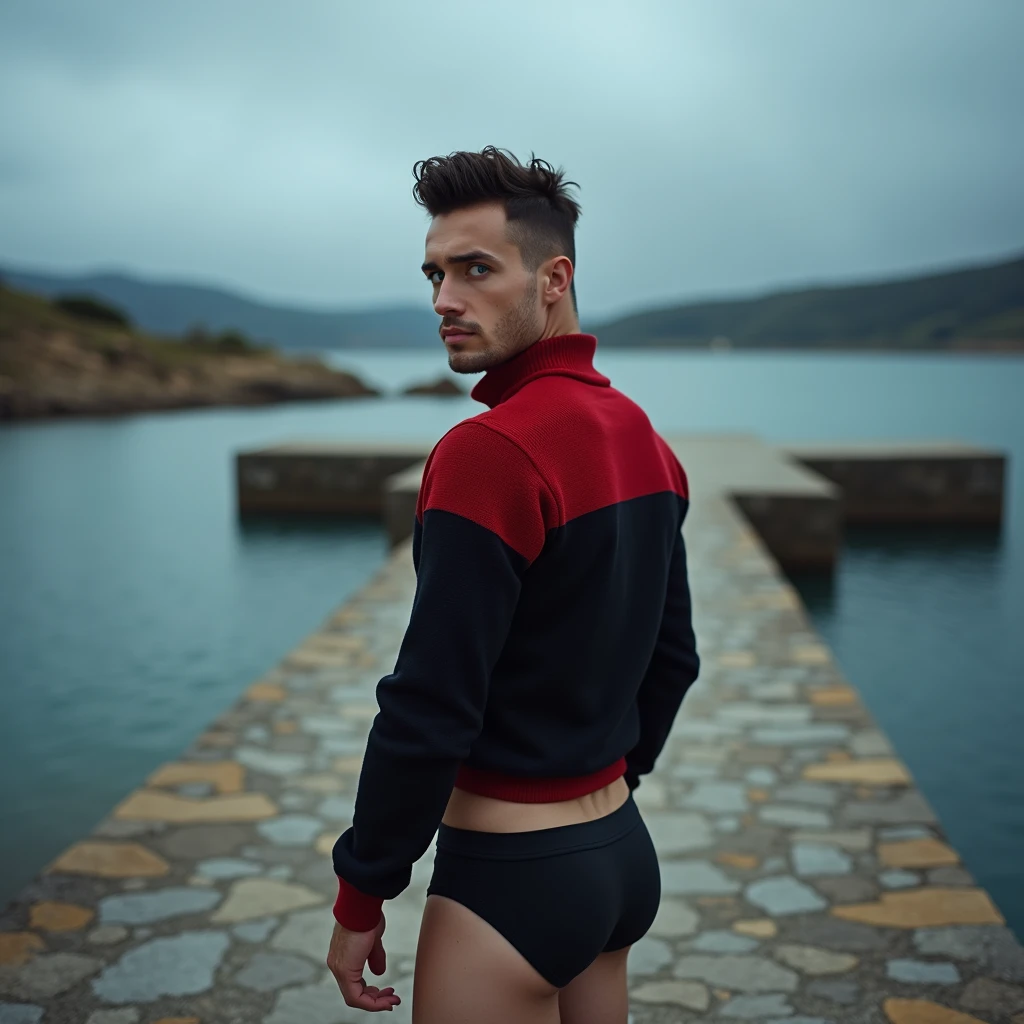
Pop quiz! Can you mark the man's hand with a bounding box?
[327,914,401,1012]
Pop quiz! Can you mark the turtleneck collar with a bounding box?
[469,333,610,409]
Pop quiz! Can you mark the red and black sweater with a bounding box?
[332,332,700,930]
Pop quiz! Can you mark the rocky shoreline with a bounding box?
[0,285,381,421]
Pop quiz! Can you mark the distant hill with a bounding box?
[0,268,440,350]
[588,253,1024,350]
[3,252,1023,352]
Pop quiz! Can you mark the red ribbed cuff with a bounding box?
[333,877,384,932]
[453,756,627,803]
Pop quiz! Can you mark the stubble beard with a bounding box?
[448,279,539,375]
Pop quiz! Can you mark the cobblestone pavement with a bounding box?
[2,493,1023,1023]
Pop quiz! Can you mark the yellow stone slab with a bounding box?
[29,901,95,931]
[274,721,298,734]
[0,932,45,966]
[884,999,987,1024]
[246,682,287,701]
[148,761,245,795]
[791,644,831,665]
[809,686,858,706]
[306,633,368,653]
[48,841,170,878]
[293,773,346,794]
[718,651,756,668]
[286,648,352,669]
[333,756,364,774]
[833,888,1003,928]
[113,790,277,823]
[315,832,336,856]
[803,758,911,786]
[879,837,960,869]
[715,852,760,870]
[747,788,770,803]
[733,918,777,938]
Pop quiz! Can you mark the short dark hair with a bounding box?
[412,146,582,308]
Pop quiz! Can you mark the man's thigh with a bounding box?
[412,893,561,1024]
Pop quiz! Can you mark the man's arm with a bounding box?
[331,421,556,930]
[624,501,700,791]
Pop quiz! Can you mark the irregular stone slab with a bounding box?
[808,977,861,1004]
[672,954,799,992]
[86,1011,139,1024]
[649,898,700,938]
[0,937,43,968]
[733,919,777,938]
[786,915,887,952]
[0,1006,44,1024]
[691,931,759,953]
[293,773,346,794]
[759,805,832,828]
[928,867,974,887]
[843,791,937,826]
[716,703,811,725]
[91,931,229,1003]
[98,888,221,925]
[809,685,857,706]
[156,824,251,860]
[746,876,828,916]
[716,852,760,870]
[773,944,858,974]
[718,651,756,668]
[671,764,722,781]
[719,993,793,1018]
[211,878,323,923]
[644,813,714,854]
[0,953,102,999]
[879,838,959,869]
[148,761,244,794]
[913,925,1024,980]
[232,917,279,942]
[775,782,838,807]
[271,907,335,961]
[887,959,960,984]
[246,682,287,701]
[793,843,853,877]
[959,977,1024,1017]
[630,980,709,1010]
[744,768,778,787]
[47,841,169,878]
[751,724,849,746]
[880,870,921,890]
[791,829,872,852]
[804,758,910,786]
[196,857,263,879]
[28,902,94,932]
[317,797,356,820]
[660,860,740,896]
[113,791,277,823]
[682,782,749,814]
[883,998,987,1024]
[263,976,362,1024]
[815,875,878,904]
[627,936,673,975]
[833,888,1003,928]
[256,815,324,846]
[234,951,317,991]
[235,748,309,776]
[86,926,129,946]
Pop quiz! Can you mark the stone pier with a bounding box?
[1,437,1021,1023]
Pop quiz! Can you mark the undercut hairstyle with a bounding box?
[412,146,582,309]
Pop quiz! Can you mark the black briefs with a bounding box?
[425,791,661,988]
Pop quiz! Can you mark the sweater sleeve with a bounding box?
[331,421,557,930]
[624,493,700,791]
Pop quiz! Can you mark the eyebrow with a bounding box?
[421,249,501,273]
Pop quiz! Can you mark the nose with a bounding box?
[433,276,464,319]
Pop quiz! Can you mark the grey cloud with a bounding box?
[0,0,1021,319]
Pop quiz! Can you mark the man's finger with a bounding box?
[333,969,401,1011]
[367,932,387,976]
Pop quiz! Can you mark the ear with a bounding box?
[541,254,574,307]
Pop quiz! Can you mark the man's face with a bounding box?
[421,202,541,374]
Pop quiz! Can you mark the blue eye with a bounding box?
[469,264,489,277]
[427,270,443,285]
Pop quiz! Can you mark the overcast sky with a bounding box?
[1,0,1022,320]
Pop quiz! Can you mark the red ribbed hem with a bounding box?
[333,877,383,932]
[453,756,627,803]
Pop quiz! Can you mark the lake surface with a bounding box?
[1,349,1021,936]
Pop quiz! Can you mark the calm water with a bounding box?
[1,350,1022,935]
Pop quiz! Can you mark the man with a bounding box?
[327,146,699,1022]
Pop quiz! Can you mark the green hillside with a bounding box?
[590,253,1024,350]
